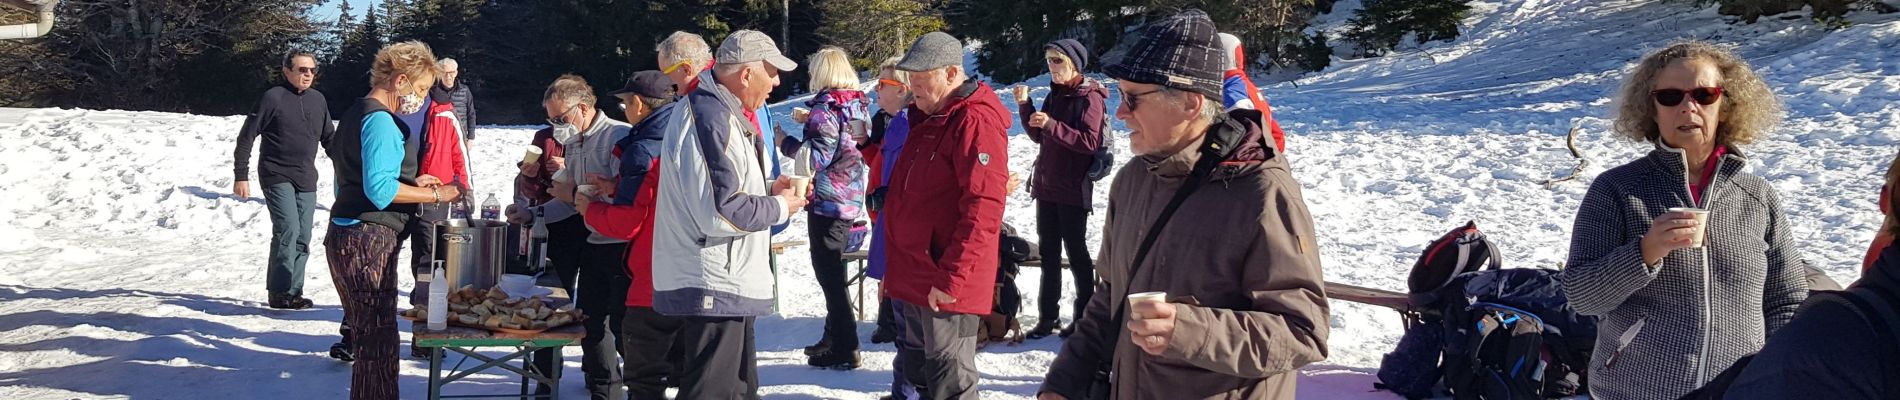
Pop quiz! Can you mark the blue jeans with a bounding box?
[263,182,316,297]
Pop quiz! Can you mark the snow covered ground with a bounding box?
[2,0,1898,398]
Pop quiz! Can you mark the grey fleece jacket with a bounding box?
[1559,143,1808,400]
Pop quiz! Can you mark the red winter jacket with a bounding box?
[883,80,1011,315]
[418,100,471,186]
[586,160,661,307]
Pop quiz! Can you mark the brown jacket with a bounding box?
[1042,110,1330,400]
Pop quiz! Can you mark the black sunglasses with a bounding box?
[291,66,318,75]
[1119,87,1166,112]
[1652,87,1723,107]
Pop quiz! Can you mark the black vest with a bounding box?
[329,97,421,230]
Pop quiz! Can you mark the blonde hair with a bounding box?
[807,47,860,91]
[370,41,438,97]
[544,74,596,109]
[877,56,907,85]
[1612,40,1783,146]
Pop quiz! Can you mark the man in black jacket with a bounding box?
[233,50,334,310]
[434,58,476,140]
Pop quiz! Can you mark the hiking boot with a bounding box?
[870,327,898,344]
[410,343,431,359]
[1025,320,1064,339]
[329,341,354,362]
[807,349,860,370]
[803,338,833,356]
[268,294,314,310]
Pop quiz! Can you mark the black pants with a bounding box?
[404,203,449,307]
[676,316,759,400]
[1035,200,1095,324]
[621,306,685,400]
[876,295,897,335]
[325,222,404,400]
[529,216,592,391]
[808,213,859,352]
[577,241,631,400]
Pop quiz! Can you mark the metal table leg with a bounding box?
[430,346,445,400]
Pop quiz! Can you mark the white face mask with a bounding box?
[550,123,579,144]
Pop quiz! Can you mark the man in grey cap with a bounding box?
[882,31,1013,400]
[650,29,807,399]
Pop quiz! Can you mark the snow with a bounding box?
[4,0,1900,398]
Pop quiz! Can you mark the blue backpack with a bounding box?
[1376,223,1597,399]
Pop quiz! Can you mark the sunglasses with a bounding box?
[547,104,581,126]
[1652,86,1723,107]
[291,66,318,75]
[878,79,906,90]
[662,60,694,75]
[1119,87,1166,112]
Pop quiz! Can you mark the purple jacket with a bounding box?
[798,89,868,220]
[1019,77,1107,207]
[867,109,910,280]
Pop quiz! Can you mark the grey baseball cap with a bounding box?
[716,30,798,72]
[895,32,963,72]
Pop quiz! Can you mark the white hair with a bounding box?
[658,32,713,68]
[436,58,459,72]
[877,56,907,85]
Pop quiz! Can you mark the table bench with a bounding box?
[414,324,584,400]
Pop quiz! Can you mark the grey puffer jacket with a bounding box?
[1559,143,1808,400]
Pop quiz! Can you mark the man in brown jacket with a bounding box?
[1038,9,1330,400]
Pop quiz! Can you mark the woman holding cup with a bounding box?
[794,46,871,369]
[1559,40,1808,400]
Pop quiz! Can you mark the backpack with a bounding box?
[982,223,1039,343]
[1086,113,1115,182]
[1377,222,1597,399]
[1680,280,1900,400]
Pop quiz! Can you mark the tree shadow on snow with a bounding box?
[0,284,342,323]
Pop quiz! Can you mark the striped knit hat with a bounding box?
[1104,9,1224,99]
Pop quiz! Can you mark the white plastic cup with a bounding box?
[577,184,601,200]
[1127,291,1168,320]
[787,175,813,198]
[521,146,544,165]
[1668,207,1711,248]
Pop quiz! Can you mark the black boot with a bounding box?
[1026,320,1064,340]
[807,348,861,370]
[870,327,898,344]
[329,324,354,362]
[269,293,314,310]
[803,337,833,356]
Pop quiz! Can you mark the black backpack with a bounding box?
[1086,114,1115,182]
[1377,222,1597,399]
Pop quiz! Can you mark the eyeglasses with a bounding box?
[547,104,581,126]
[878,79,906,90]
[662,60,694,75]
[291,66,318,75]
[1119,87,1166,112]
[1652,87,1723,107]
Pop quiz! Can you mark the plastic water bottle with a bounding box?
[427,260,448,330]
[481,194,501,220]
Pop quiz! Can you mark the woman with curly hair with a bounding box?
[1558,40,1808,400]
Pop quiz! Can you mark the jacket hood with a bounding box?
[1141,108,1274,179]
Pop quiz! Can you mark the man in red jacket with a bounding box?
[883,31,1011,400]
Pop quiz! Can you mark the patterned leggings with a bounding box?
[325,222,404,400]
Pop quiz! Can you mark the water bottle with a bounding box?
[427,260,448,330]
[481,194,501,220]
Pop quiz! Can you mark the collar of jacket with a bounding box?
[1865,244,1900,291]
[807,88,865,108]
[282,82,308,95]
[1140,108,1274,179]
[1646,140,1748,188]
[909,79,985,125]
[1051,76,1104,98]
[690,69,763,138]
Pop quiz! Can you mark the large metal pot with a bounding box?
[434,218,508,291]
